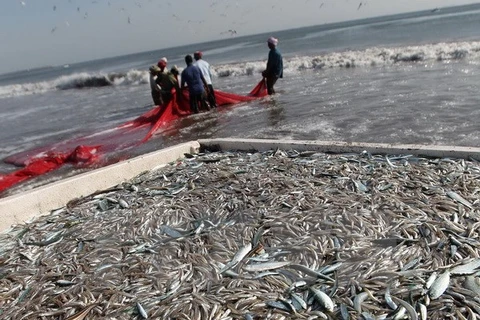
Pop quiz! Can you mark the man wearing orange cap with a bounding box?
[193,51,217,108]
[155,57,179,105]
[157,57,168,71]
[262,37,283,95]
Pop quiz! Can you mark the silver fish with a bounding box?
[56,280,75,287]
[446,190,473,209]
[319,262,343,274]
[266,300,292,312]
[288,264,335,282]
[220,243,252,274]
[243,261,291,272]
[418,303,427,320]
[252,271,279,279]
[310,287,335,312]
[118,198,129,208]
[464,275,480,295]
[384,285,397,310]
[136,302,148,319]
[429,270,450,299]
[391,297,418,320]
[340,303,350,320]
[450,259,480,275]
[214,262,241,278]
[287,280,307,292]
[354,292,369,313]
[425,271,438,290]
[290,292,307,310]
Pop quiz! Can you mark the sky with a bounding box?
[1,0,479,74]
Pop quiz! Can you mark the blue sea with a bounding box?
[1,4,480,195]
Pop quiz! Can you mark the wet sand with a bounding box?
[0,148,479,319]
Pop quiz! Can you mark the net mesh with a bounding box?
[0,79,267,193]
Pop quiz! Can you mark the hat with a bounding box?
[149,65,161,73]
[170,65,179,75]
[157,57,168,68]
[267,37,278,46]
[194,51,203,59]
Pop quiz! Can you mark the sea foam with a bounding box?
[1,41,479,99]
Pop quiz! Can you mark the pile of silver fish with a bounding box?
[0,148,479,319]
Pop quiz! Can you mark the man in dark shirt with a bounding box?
[180,55,210,113]
[156,68,179,105]
[262,37,283,95]
[153,57,175,106]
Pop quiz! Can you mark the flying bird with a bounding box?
[20,1,26,7]
[51,26,57,33]
[221,29,237,36]
[53,5,56,11]
[357,2,363,10]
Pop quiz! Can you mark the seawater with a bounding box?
[0,4,479,194]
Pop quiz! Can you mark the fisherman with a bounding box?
[155,57,179,105]
[262,37,283,95]
[180,55,210,114]
[193,51,217,108]
[170,65,180,80]
[149,65,162,105]
[157,57,168,72]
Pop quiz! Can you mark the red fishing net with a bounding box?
[0,79,267,193]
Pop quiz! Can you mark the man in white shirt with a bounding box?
[193,51,217,108]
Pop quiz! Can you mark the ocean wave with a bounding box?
[0,70,150,98]
[1,41,480,98]
[213,41,480,76]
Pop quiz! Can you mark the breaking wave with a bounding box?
[213,41,480,76]
[1,40,480,98]
[0,69,149,98]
